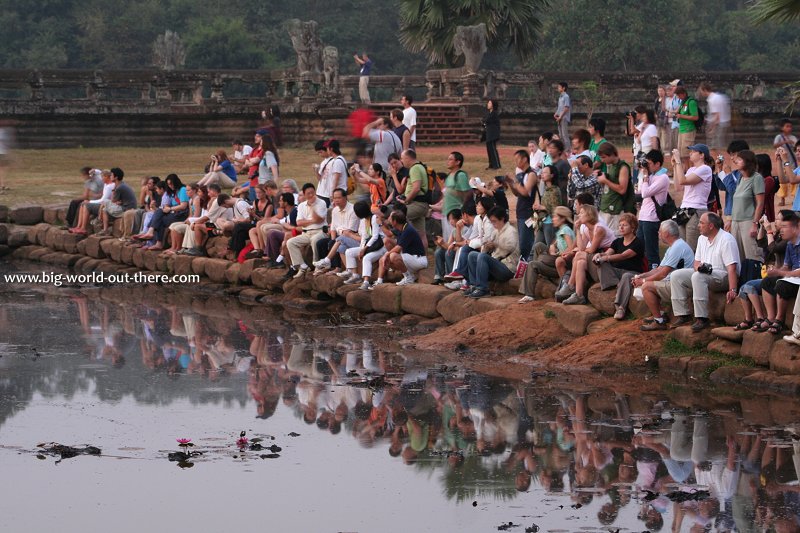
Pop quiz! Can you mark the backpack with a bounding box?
[686,98,705,132]
[707,172,721,213]
[414,162,438,203]
[653,192,677,221]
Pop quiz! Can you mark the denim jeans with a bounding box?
[434,247,456,278]
[467,252,514,290]
[637,220,660,269]
[518,221,535,261]
[455,247,480,282]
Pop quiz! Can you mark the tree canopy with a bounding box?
[0,0,797,73]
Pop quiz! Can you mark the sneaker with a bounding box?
[555,283,575,300]
[563,293,587,305]
[462,286,476,297]
[783,334,800,346]
[313,257,331,269]
[269,260,287,270]
[396,274,416,286]
[281,268,298,281]
[368,279,383,290]
[641,319,669,331]
[690,318,710,332]
[443,271,464,282]
[444,281,463,291]
[293,266,308,279]
[245,249,263,260]
[312,267,329,276]
[343,273,362,285]
[185,247,206,257]
[337,270,355,278]
[670,315,693,328]
[431,278,443,285]
[518,295,535,304]
[359,280,371,291]
[469,288,490,299]
[613,305,626,320]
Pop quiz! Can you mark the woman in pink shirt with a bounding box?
[673,144,713,251]
[638,150,670,268]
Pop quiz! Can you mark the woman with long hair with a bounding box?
[482,99,501,170]
[199,149,238,189]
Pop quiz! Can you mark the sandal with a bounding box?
[734,320,755,331]
[751,319,770,332]
[767,320,784,335]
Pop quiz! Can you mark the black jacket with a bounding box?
[483,110,500,142]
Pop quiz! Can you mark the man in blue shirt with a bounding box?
[776,140,800,211]
[383,210,428,286]
[759,210,800,335]
[354,52,373,105]
[714,140,749,219]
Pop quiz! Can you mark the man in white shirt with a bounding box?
[699,82,731,156]
[670,212,740,332]
[231,139,253,173]
[313,188,360,273]
[401,94,417,150]
[363,117,402,173]
[664,80,682,153]
[217,194,251,233]
[317,140,347,208]
[285,183,329,279]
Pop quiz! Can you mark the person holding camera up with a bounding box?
[669,212,740,332]
[198,150,238,189]
[672,144,714,251]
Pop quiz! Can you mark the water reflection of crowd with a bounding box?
[66,295,800,530]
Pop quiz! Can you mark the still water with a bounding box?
[1,270,800,532]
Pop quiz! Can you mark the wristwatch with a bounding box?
[784,162,792,167]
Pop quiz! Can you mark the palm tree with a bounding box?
[750,0,800,23]
[398,0,551,67]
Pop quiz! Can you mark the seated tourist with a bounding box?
[231,139,253,173]
[231,184,272,258]
[263,193,298,268]
[748,210,800,335]
[198,150,238,189]
[97,168,137,236]
[284,183,328,279]
[70,169,114,234]
[120,176,158,241]
[312,188,359,274]
[670,212,740,332]
[464,207,519,298]
[66,167,103,228]
[142,174,190,251]
[166,184,207,255]
[433,208,470,285]
[552,192,596,294]
[518,206,575,303]
[556,204,615,304]
[564,212,645,307]
[341,202,387,289]
[444,196,496,290]
[383,210,428,287]
[179,185,228,256]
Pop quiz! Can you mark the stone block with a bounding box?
[51,252,81,268]
[28,247,51,261]
[76,238,88,255]
[119,243,135,264]
[587,285,617,316]
[192,257,209,277]
[586,317,619,335]
[99,237,116,257]
[204,259,231,283]
[711,327,744,343]
[658,356,691,374]
[668,326,715,350]
[84,236,107,259]
[0,205,7,222]
[238,288,268,304]
[108,240,124,263]
[437,291,477,323]
[238,259,265,284]
[709,366,754,384]
[226,263,241,284]
[769,341,800,375]
[39,252,60,265]
[24,223,48,245]
[172,255,195,277]
[10,245,37,260]
[142,250,160,271]
[112,218,124,238]
[628,297,653,318]
[312,274,345,298]
[7,227,29,247]
[740,330,774,366]
[45,227,59,250]
[252,268,286,291]
[346,289,374,313]
[400,284,450,318]
[0,244,10,257]
[10,206,43,225]
[488,278,521,296]
[131,247,146,268]
[371,284,403,315]
[708,339,741,357]
[81,258,103,273]
[687,357,720,378]
[43,206,67,225]
[723,302,746,327]
[707,292,728,322]
[535,278,558,300]
[336,284,361,299]
[0,223,8,244]
[544,302,601,336]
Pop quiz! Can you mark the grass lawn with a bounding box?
[0,143,527,208]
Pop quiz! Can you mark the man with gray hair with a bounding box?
[669,212,740,332]
[633,219,696,329]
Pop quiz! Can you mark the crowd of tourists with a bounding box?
[60,86,800,344]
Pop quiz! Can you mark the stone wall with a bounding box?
[0,69,793,148]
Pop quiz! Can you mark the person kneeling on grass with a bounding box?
[383,209,428,287]
[464,207,520,299]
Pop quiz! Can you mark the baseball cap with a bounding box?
[687,144,710,158]
[669,79,682,87]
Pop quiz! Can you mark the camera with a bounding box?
[717,155,724,163]
[698,263,713,275]
[625,111,637,118]
[635,153,649,168]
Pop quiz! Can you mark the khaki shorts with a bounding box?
[648,279,672,302]
[677,131,696,158]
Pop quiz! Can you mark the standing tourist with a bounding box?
[774,119,798,205]
[354,52,373,105]
[699,82,731,157]
[674,86,699,168]
[673,145,714,251]
[554,82,571,144]
[482,99,501,170]
[401,95,417,150]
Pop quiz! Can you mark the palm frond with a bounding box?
[750,0,800,24]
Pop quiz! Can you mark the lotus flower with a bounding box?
[176,438,192,445]
[236,436,248,448]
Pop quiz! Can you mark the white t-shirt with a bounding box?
[234,145,253,161]
[707,92,730,124]
[403,106,417,142]
[318,156,347,198]
[90,182,116,203]
[232,199,251,220]
[529,149,544,171]
[695,229,740,275]
[636,123,659,154]
[330,202,358,233]
[297,198,328,230]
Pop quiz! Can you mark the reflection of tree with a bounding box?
[438,454,518,502]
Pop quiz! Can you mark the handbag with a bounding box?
[514,258,528,279]
[653,192,677,222]
[364,235,384,254]
[672,207,691,226]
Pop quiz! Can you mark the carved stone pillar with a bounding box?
[461,73,482,102]
[210,75,224,103]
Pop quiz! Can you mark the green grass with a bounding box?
[658,337,756,378]
[543,309,556,319]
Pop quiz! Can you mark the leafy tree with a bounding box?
[184,18,267,69]
[750,0,800,23]
[397,0,551,66]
